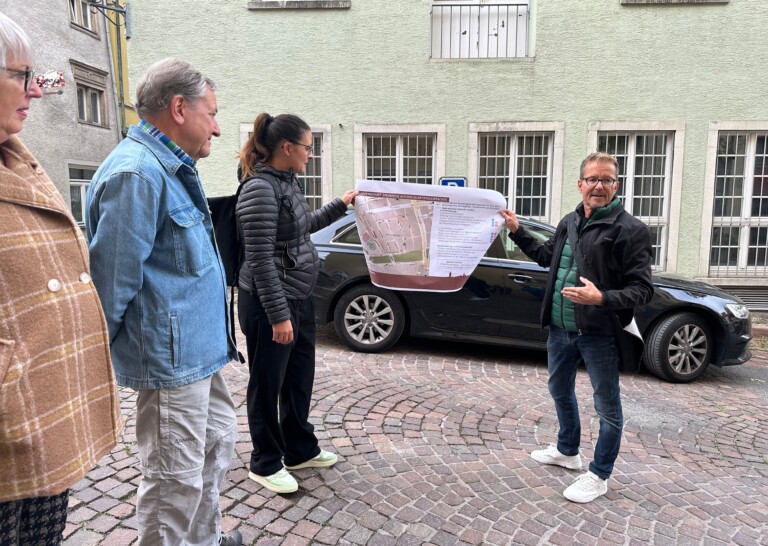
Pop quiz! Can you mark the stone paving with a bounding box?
[63,326,768,545]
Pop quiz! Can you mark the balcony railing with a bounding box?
[431,1,529,59]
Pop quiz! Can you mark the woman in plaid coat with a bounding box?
[0,13,121,545]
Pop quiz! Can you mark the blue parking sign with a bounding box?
[439,177,467,187]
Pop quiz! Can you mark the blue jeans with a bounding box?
[546,325,623,480]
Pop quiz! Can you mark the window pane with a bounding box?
[401,134,434,184]
[752,136,768,218]
[714,133,746,218]
[514,133,549,218]
[365,135,397,181]
[632,133,667,218]
[478,134,511,196]
[747,227,768,267]
[297,133,322,211]
[80,1,91,28]
[710,226,740,267]
[90,90,101,124]
[69,185,83,223]
[77,87,86,121]
[598,131,671,270]
[598,132,629,202]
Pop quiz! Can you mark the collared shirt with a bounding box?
[138,119,196,168]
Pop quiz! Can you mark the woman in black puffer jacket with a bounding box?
[236,113,357,495]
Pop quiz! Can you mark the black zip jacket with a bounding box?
[511,201,654,335]
[235,164,348,324]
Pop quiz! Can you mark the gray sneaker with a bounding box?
[531,444,583,470]
[219,529,242,546]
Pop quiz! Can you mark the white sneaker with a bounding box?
[531,444,583,470]
[248,468,298,494]
[563,471,608,503]
[284,449,338,470]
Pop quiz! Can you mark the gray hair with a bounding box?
[135,58,216,119]
[0,12,33,67]
[579,152,619,179]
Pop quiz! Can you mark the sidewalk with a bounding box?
[64,326,768,545]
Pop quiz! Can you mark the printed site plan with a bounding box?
[354,180,506,292]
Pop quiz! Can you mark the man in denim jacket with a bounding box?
[86,59,241,546]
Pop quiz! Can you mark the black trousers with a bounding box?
[238,290,321,476]
[0,490,68,546]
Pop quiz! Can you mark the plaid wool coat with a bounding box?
[0,136,122,502]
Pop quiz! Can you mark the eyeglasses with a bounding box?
[582,177,617,186]
[0,66,35,92]
[290,141,314,154]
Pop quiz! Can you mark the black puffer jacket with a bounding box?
[511,200,654,335]
[235,164,348,324]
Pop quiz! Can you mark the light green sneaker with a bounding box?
[284,449,338,470]
[248,468,298,494]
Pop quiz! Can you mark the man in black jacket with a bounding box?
[500,152,653,503]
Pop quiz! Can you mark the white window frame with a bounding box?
[589,123,682,272]
[469,121,564,223]
[354,124,446,184]
[430,1,530,59]
[699,122,768,286]
[69,0,98,33]
[239,123,332,207]
[588,121,684,273]
[68,163,99,225]
[76,84,105,126]
[71,61,109,129]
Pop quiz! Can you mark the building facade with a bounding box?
[1,0,135,226]
[123,0,766,307]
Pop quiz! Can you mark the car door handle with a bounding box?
[509,274,533,283]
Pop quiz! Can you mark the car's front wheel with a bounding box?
[643,312,713,383]
[333,284,405,353]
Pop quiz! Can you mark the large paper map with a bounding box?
[354,180,506,292]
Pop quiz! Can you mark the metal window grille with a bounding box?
[297,133,323,211]
[478,132,552,221]
[431,1,529,59]
[598,132,673,270]
[68,166,97,224]
[709,132,768,278]
[363,134,435,184]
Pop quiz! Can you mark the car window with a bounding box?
[500,224,553,262]
[334,224,361,245]
[333,222,552,260]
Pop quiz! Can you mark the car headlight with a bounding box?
[725,303,750,320]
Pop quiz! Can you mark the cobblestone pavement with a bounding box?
[64,326,768,545]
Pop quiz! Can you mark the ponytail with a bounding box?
[238,112,311,181]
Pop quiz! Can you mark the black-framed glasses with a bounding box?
[290,141,314,154]
[582,177,617,186]
[0,66,35,92]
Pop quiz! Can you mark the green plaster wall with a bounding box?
[126,0,767,278]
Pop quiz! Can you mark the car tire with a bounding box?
[643,312,713,383]
[333,284,405,353]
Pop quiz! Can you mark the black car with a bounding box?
[311,211,752,383]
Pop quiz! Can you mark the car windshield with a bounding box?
[500,223,552,262]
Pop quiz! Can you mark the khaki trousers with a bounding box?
[135,370,236,546]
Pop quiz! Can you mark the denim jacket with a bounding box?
[86,125,238,389]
